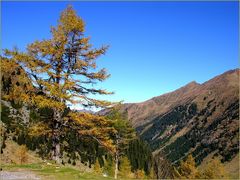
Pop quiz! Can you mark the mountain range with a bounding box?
[120,69,239,166]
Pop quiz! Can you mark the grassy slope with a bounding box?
[1,140,113,180]
[198,152,239,179]
[224,154,240,179]
[1,163,113,180]
[0,139,42,164]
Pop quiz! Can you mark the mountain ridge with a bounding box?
[120,68,239,168]
[122,69,238,128]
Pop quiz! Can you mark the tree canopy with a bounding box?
[1,5,116,163]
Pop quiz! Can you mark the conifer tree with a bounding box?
[1,56,34,105]
[106,107,135,179]
[1,6,115,163]
[178,154,199,179]
[94,158,102,174]
[119,156,132,178]
[127,138,153,175]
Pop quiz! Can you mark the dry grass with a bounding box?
[199,152,239,179]
[224,154,239,179]
[0,139,42,165]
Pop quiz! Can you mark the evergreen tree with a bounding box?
[1,6,115,163]
[119,156,132,178]
[127,138,153,175]
[106,107,135,179]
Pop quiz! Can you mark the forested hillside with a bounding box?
[0,6,154,180]
[120,69,239,178]
[1,4,239,180]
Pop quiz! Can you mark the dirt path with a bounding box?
[0,170,41,180]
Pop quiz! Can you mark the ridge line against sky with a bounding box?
[2,1,239,104]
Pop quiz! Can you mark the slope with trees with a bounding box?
[1,5,115,164]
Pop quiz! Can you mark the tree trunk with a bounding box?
[114,151,119,179]
[51,109,61,164]
[114,134,119,179]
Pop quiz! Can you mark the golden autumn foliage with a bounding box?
[1,5,116,162]
[178,154,227,179]
[94,158,102,174]
[178,155,199,179]
[17,145,28,164]
[65,111,117,153]
[1,5,112,109]
[1,57,34,105]
[197,157,226,179]
[148,166,156,179]
[134,169,145,179]
[28,122,52,137]
[119,156,132,178]
[105,107,135,179]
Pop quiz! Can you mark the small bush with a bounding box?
[134,169,145,179]
[17,145,28,164]
[94,159,102,174]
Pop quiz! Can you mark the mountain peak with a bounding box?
[121,69,238,127]
[175,80,201,94]
[120,69,239,169]
[187,81,199,85]
[182,81,200,88]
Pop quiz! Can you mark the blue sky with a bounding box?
[2,1,239,104]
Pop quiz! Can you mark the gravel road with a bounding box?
[0,171,41,180]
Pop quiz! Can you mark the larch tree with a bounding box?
[119,156,133,178]
[197,157,226,179]
[1,56,34,105]
[106,107,135,179]
[94,158,102,174]
[1,6,116,163]
[178,154,199,179]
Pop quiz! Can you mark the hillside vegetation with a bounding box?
[0,6,154,180]
[120,69,239,177]
[1,4,239,180]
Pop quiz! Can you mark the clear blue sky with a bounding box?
[2,1,239,103]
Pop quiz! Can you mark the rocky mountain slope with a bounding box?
[121,69,239,166]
